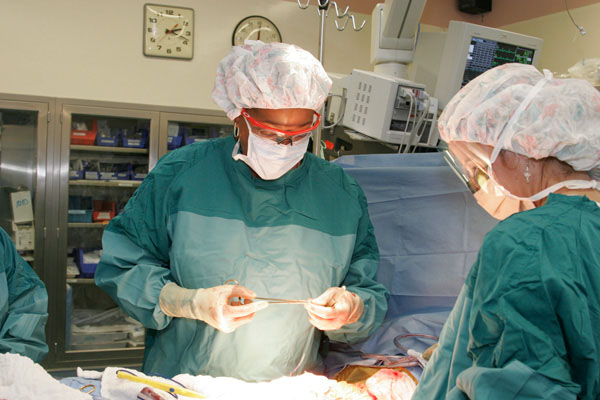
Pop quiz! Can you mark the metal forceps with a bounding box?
[224,279,309,305]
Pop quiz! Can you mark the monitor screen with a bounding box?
[433,21,543,109]
[462,37,536,88]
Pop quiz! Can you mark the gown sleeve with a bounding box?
[0,229,48,362]
[326,186,389,343]
[95,153,182,330]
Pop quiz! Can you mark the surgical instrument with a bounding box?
[253,296,308,305]
[224,279,309,305]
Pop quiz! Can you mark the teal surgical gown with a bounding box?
[0,227,48,362]
[95,136,388,381]
[413,194,600,399]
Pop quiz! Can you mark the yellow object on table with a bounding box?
[116,370,206,398]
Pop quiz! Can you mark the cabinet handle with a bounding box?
[56,227,60,239]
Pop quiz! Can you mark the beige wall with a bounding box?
[500,3,600,75]
[0,0,373,110]
[2,0,597,112]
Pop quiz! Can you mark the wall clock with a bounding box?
[144,4,194,59]
[232,16,282,46]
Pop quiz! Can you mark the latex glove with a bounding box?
[304,287,364,331]
[159,282,268,333]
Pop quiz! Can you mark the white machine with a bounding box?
[338,70,438,147]
[332,0,438,151]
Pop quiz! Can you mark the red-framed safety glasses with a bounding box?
[241,108,321,144]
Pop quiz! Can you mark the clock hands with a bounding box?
[165,24,180,35]
[159,23,186,43]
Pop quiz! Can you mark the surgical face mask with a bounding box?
[232,118,311,180]
[473,176,535,220]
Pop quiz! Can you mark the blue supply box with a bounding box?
[96,119,121,147]
[69,159,86,180]
[122,128,149,149]
[184,127,209,145]
[115,163,132,180]
[68,195,93,223]
[73,248,101,278]
[168,123,184,150]
[131,163,148,180]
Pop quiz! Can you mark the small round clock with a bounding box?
[232,16,282,46]
[144,4,194,59]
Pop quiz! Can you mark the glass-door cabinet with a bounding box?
[0,97,50,283]
[45,103,159,369]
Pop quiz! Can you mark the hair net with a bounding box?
[212,40,333,120]
[438,63,600,178]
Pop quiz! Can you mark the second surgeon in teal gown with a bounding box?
[0,227,48,362]
[413,64,600,399]
[95,41,388,381]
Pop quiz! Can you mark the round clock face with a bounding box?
[232,16,282,46]
[144,4,194,59]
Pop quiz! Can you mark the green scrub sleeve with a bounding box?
[326,187,389,343]
[95,154,181,330]
[0,229,48,362]
[412,286,473,400]
[448,360,577,400]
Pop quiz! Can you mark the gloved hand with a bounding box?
[304,287,364,331]
[159,282,268,333]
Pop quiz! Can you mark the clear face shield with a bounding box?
[439,141,534,220]
[440,141,492,194]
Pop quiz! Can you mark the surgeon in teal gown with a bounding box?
[95,41,388,381]
[413,64,600,399]
[0,227,48,362]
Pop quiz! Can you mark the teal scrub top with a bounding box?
[0,227,48,362]
[95,136,389,381]
[413,194,600,399]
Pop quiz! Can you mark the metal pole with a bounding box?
[313,1,328,156]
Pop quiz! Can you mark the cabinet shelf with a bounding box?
[70,145,148,154]
[69,180,141,187]
[66,278,96,284]
[68,222,108,228]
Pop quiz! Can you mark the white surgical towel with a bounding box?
[0,353,91,400]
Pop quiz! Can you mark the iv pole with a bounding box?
[297,0,366,157]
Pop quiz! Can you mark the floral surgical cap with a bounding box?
[212,40,333,120]
[438,63,600,177]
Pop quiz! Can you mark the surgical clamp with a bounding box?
[253,296,308,305]
[224,279,309,305]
